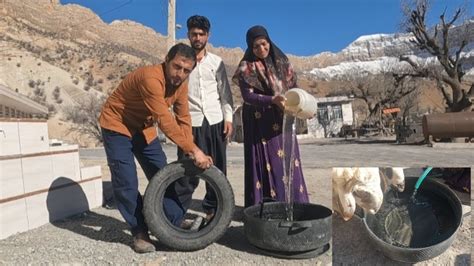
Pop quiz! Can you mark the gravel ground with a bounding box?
[1,139,472,265]
[0,157,332,265]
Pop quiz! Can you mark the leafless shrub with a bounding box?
[52,86,62,104]
[48,104,56,114]
[62,94,106,143]
[30,87,47,106]
[86,76,94,87]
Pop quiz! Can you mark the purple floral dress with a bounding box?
[233,25,310,207]
[239,83,309,207]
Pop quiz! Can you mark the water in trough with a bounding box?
[367,189,455,248]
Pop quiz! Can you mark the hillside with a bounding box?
[1,0,472,146]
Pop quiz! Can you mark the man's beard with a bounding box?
[165,76,181,91]
[192,41,206,51]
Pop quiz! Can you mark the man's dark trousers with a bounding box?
[102,128,185,235]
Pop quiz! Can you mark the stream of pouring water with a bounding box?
[282,114,296,221]
[410,167,433,203]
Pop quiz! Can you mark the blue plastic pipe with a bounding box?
[414,167,434,190]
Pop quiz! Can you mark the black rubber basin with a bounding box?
[361,177,464,263]
[243,202,332,255]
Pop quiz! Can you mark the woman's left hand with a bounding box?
[272,95,286,110]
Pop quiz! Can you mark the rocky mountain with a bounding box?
[0,0,323,115]
[308,20,474,81]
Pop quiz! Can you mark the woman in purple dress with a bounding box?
[232,25,309,207]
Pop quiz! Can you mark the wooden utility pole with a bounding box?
[167,0,176,51]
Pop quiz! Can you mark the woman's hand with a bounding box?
[272,95,286,111]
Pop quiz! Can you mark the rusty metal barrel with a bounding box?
[422,112,474,139]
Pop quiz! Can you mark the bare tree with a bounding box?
[334,68,419,134]
[399,0,472,112]
[398,78,425,124]
[316,108,331,138]
[62,94,105,143]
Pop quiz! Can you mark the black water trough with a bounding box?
[243,202,332,259]
[359,176,466,263]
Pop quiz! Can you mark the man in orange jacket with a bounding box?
[99,43,213,253]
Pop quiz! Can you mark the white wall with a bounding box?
[0,121,49,156]
[0,120,102,240]
[18,122,49,154]
[0,122,20,156]
[309,99,354,138]
[341,102,353,125]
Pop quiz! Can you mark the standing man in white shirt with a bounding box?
[176,15,233,224]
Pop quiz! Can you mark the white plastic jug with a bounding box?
[284,88,317,119]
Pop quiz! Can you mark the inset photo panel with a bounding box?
[332,167,471,265]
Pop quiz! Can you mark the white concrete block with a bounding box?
[22,156,53,193]
[51,152,80,182]
[0,122,20,156]
[73,153,80,177]
[24,192,49,230]
[80,180,97,210]
[80,165,101,180]
[2,177,103,239]
[93,178,103,208]
[0,198,28,239]
[0,159,24,199]
[18,122,49,154]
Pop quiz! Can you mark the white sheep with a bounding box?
[379,167,405,192]
[332,167,406,221]
[332,167,383,221]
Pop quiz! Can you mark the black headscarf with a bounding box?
[232,25,297,94]
[243,25,287,63]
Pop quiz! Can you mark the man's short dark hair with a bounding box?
[187,15,210,32]
[166,43,197,67]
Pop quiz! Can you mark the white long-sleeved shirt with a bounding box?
[187,51,233,127]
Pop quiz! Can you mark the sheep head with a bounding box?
[351,167,384,215]
[332,168,357,220]
[390,167,405,192]
[380,167,406,192]
[332,167,385,220]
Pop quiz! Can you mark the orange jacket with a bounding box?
[99,63,196,153]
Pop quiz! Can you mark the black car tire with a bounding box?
[143,159,235,251]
